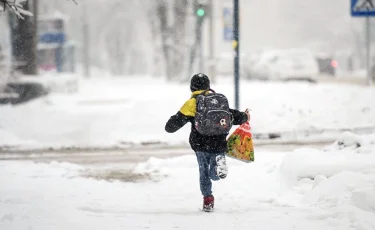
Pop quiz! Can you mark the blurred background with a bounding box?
[0,0,374,149]
[0,0,372,84]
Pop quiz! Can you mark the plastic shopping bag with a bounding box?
[226,121,254,163]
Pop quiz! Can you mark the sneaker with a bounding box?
[216,155,228,179]
[203,195,214,212]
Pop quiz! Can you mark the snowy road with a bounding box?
[1,133,375,230]
[0,143,329,164]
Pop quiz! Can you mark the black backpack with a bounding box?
[193,90,233,136]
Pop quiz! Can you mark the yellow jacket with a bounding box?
[179,90,208,117]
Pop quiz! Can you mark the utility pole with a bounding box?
[233,0,240,109]
[365,17,372,86]
[188,1,206,78]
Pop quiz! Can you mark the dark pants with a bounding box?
[195,151,226,197]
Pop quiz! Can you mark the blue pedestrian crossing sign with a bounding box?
[223,7,233,41]
[351,0,375,16]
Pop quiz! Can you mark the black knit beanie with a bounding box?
[190,73,210,92]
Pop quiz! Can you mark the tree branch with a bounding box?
[0,0,78,19]
[0,0,33,19]
[69,0,78,5]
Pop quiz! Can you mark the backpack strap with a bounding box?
[191,89,216,99]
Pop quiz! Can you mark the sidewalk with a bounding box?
[316,75,370,86]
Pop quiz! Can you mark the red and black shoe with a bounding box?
[203,195,214,212]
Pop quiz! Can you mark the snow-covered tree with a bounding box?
[1,0,192,78]
[0,0,33,19]
[36,0,155,77]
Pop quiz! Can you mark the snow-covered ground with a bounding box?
[0,75,374,149]
[1,132,375,230]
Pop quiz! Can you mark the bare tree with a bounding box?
[5,0,163,77]
[156,1,171,79]
[96,0,143,76]
[151,0,189,81]
[103,20,133,76]
[8,1,37,75]
[1,0,77,19]
[172,0,188,78]
[148,2,164,77]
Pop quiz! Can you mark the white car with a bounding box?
[252,49,319,82]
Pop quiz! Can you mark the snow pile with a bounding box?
[327,131,375,152]
[1,132,375,229]
[134,132,375,219]
[280,132,375,184]
[278,132,375,229]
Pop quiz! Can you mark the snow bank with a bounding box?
[280,132,375,184]
[1,132,375,230]
[278,132,375,229]
[134,132,375,216]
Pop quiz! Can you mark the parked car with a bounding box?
[251,49,320,82]
[315,54,337,76]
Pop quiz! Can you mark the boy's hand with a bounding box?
[245,109,250,121]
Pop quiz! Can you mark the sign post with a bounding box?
[351,0,375,86]
[223,7,233,41]
[366,17,371,85]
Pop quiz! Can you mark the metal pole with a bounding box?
[366,17,372,86]
[233,0,239,109]
[199,26,204,72]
